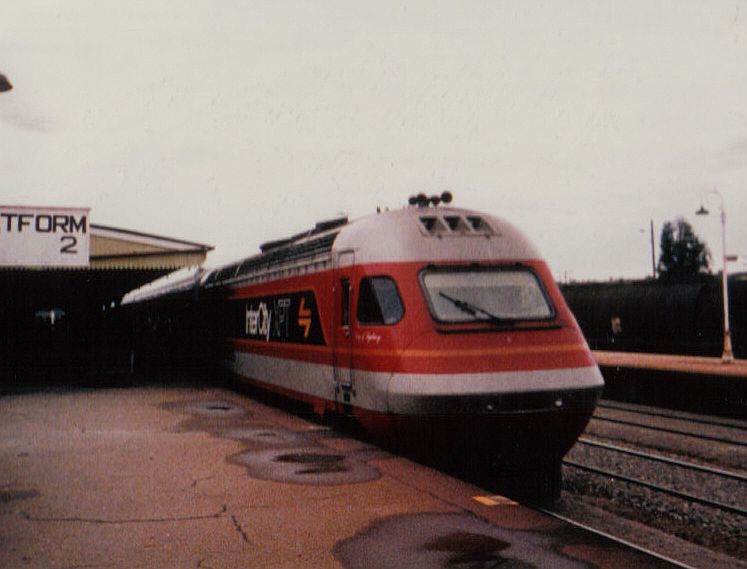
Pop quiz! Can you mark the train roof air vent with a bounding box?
[466,216,495,235]
[419,214,496,237]
[443,215,469,233]
[420,216,448,235]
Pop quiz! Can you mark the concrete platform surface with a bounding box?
[1,384,681,569]
[594,350,747,377]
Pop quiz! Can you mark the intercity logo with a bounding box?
[239,291,324,345]
[298,298,312,338]
[245,302,272,341]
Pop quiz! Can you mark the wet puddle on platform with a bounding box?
[334,513,588,569]
[163,397,383,485]
[222,426,307,447]
[0,489,39,504]
[231,446,380,485]
[172,399,249,419]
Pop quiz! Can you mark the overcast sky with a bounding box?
[2,1,746,280]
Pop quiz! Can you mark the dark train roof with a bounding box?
[204,217,347,288]
[259,216,348,253]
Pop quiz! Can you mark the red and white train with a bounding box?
[129,194,603,495]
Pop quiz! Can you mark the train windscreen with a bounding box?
[421,268,554,323]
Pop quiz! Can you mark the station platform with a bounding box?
[594,351,747,378]
[1,384,688,569]
[592,351,747,417]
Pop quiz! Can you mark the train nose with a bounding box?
[385,367,604,416]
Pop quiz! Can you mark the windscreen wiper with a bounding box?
[438,292,515,325]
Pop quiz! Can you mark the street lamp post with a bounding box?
[695,188,734,363]
[639,219,657,279]
[649,218,656,279]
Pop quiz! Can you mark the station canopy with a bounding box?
[1,217,213,311]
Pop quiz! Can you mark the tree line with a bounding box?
[657,218,710,281]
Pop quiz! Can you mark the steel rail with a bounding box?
[576,437,747,483]
[597,401,747,432]
[563,461,747,518]
[529,505,699,569]
[590,415,747,448]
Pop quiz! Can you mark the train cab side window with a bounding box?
[340,278,351,326]
[357,277,404,325]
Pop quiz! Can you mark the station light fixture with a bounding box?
[696,189,734,363]
[0,73,12,92]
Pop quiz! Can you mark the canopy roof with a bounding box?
[1,223,212,309]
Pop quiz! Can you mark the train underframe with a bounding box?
[228,367,600,500]
[354,390,600,500]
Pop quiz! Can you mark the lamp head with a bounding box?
[0,73,12,93]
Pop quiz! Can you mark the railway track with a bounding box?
[564,447,747,518]
[575,437,747,483]
[590,415,747,447]
[531,505,699,569]
[590,400,747,448]
[596,400,747,432]
[557,401,747,565]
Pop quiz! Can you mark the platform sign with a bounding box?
[0,206,91,267]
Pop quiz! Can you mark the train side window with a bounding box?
[357,276,404,325]
[340,278,351,326]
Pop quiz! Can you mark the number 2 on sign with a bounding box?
[60,235,78,254]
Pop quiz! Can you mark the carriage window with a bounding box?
[421,267,554,323]
[357,277,404,325]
